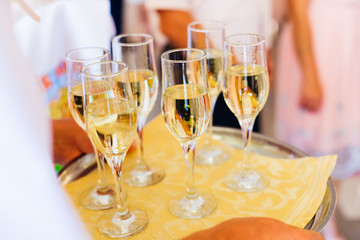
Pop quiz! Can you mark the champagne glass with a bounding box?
[82,61,148,237]
[161,48,217,218]
[112,33,164,187]
[187,20,231,165]
[66,47,116,209]
[223,34,270,192]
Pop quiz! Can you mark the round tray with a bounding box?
[59,126,336,233]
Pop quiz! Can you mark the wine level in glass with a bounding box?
[86,98,137,155]
[128,69,158,116]
[223,64,269,118]
[68,81,112,129]
[162,83,216,218]
[162,84,211,141]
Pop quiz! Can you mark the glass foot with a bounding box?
[195,144,231,165]
[225,170,269,192]
[98,207,148,238]
[168,192,217,219]
[124,165,165,187]
[80,185,123,210]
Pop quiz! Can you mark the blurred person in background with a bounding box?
[144,0,275,133]
[274,0,360,180]
[12,0,116,171]
[274,0,360,239]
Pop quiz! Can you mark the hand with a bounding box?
[52,118,94,166]
[300,70,323,112]
[158,10,193,48]
[182,217,324,240]
[52,118,137,166]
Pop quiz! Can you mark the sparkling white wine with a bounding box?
[127,69,158,117]
[68,81,111,129]
[86,98,137,156]
[162,84,211,142]
[206,49,223,101]
[223,64,269,118]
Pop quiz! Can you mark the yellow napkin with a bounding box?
[64,115,337,240]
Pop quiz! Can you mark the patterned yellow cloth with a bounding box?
[64,115,337,240]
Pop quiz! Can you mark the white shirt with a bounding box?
[0,1,90,239]
[13,0,115,77]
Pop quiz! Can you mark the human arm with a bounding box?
[287,0,322,112]
[52,118,137,167]
[182,217,324,240]
[157,10,193,48]
[52,118,94,166]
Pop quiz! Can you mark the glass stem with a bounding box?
[181,140,198,198]
[135,116,149,171]
[238,117,255,171]
[93,144,108,190]
[108,154,130,216]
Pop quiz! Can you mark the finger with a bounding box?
[300,98,322,112]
